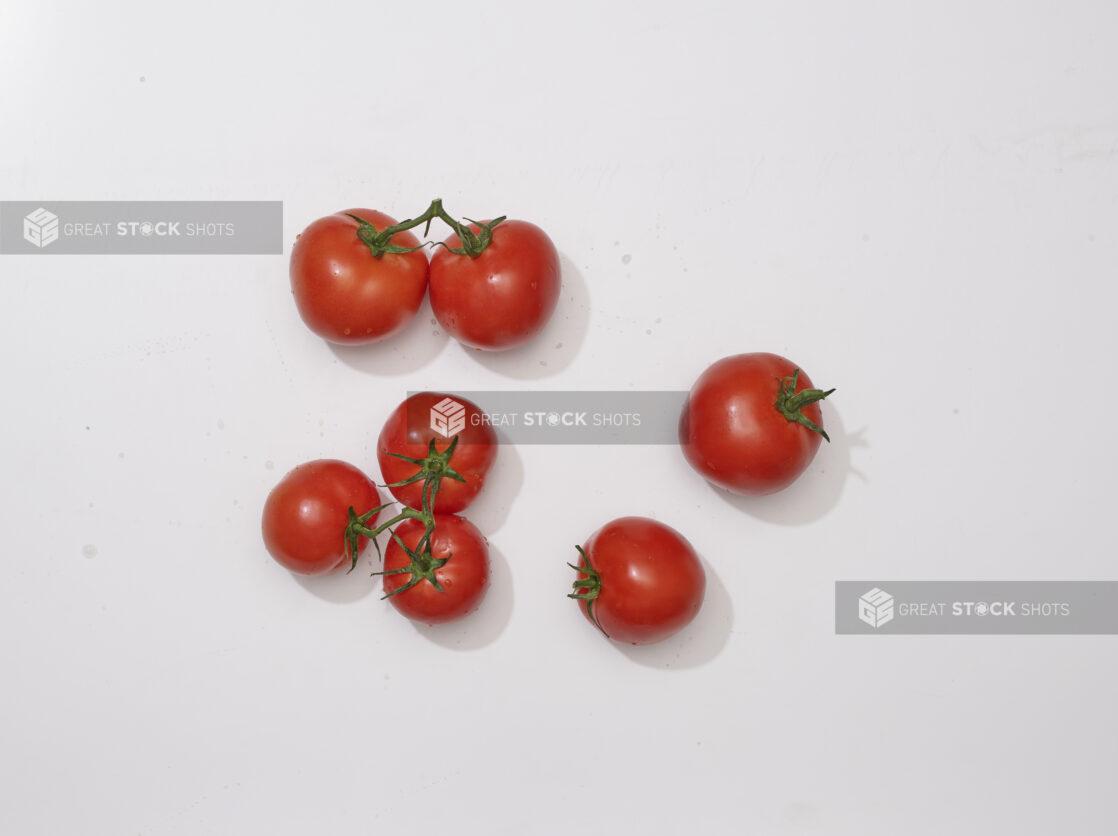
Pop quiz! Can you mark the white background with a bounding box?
[2,1,1117,833]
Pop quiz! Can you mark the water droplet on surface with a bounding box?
[265,460,274,470]
[82,544,97,559]
[621,254,632,264]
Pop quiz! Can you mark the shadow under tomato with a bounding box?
[327,296,450,377]
[457,426,523,538]
[396,542,514,650]
[611,553,734,669]
[290,529,395,604]
[455,253,590,380]
[705,404,868,527]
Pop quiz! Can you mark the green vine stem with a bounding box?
[346,198,506,258]
[340,431,472,586]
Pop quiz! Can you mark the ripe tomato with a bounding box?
[381,515,490,624]
[377,391,497,513]
[569,517,705,645]
[289,209,428,344]
[429,219,561,350]
[678,352,834,496]
[261,459,381,576]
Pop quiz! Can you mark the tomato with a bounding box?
[678,352,834,496]
[377,391,497,513]
[261,459,381,575]
[289,209,429,344]
[429,219,561,350]
[381,515,490,623]
[569,516,705,645]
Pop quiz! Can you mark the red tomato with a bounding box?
[261,459,381,575]
[381,515,490,623]
[377,392,497,513]
[289,209,429,344]
[569,517,705,645]
[429,219,561,350]
[678,352,834,496]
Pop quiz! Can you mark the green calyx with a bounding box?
[383,435,467,512]
[344,503,424,573]
[567,546,608,638]
[344,213,429,259]
[774,369,836,442]
[341,431,469,594]
[371,532,452,599]
[347,199,506,259]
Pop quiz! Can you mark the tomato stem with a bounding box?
[568,546,608,637]
[349,199,506,258]
[773,369,836,441]
[371,531,452,599]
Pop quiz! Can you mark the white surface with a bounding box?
[3,2,1118,834]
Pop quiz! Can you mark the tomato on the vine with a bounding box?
[289,209,428,344]
[380,515,490,623]
[569,517,705,645]
[377,391,497,513]
[678,352,835,496]
[429,219,561,350]
[261,459,381,576]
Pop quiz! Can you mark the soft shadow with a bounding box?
[408,542,513,650]
[612,552,733,670]
[292,534,390,604]
[459,428,523,537]
[458,253,591,379]
[327,296,449,376]
[710,406,868,526]
[614,554,733,669]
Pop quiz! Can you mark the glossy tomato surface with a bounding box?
[382,515,490,624]
[290,209,428,344]
[678,352,829,496]
[261,459,381,575]
[377,391,497,513]
[573,516,705,645]
[429,219,561,350]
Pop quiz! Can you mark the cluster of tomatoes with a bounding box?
[264,202,836,644]
[288,199,561,350]
[262,392,498,622]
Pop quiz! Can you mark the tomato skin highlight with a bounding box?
[382,515,490,624]
[679,352,827,496]
[377,392,497,513]
[289,209,429,344]
[575,517,705,646]
[429,219,561,350]
[261,460,381,576]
